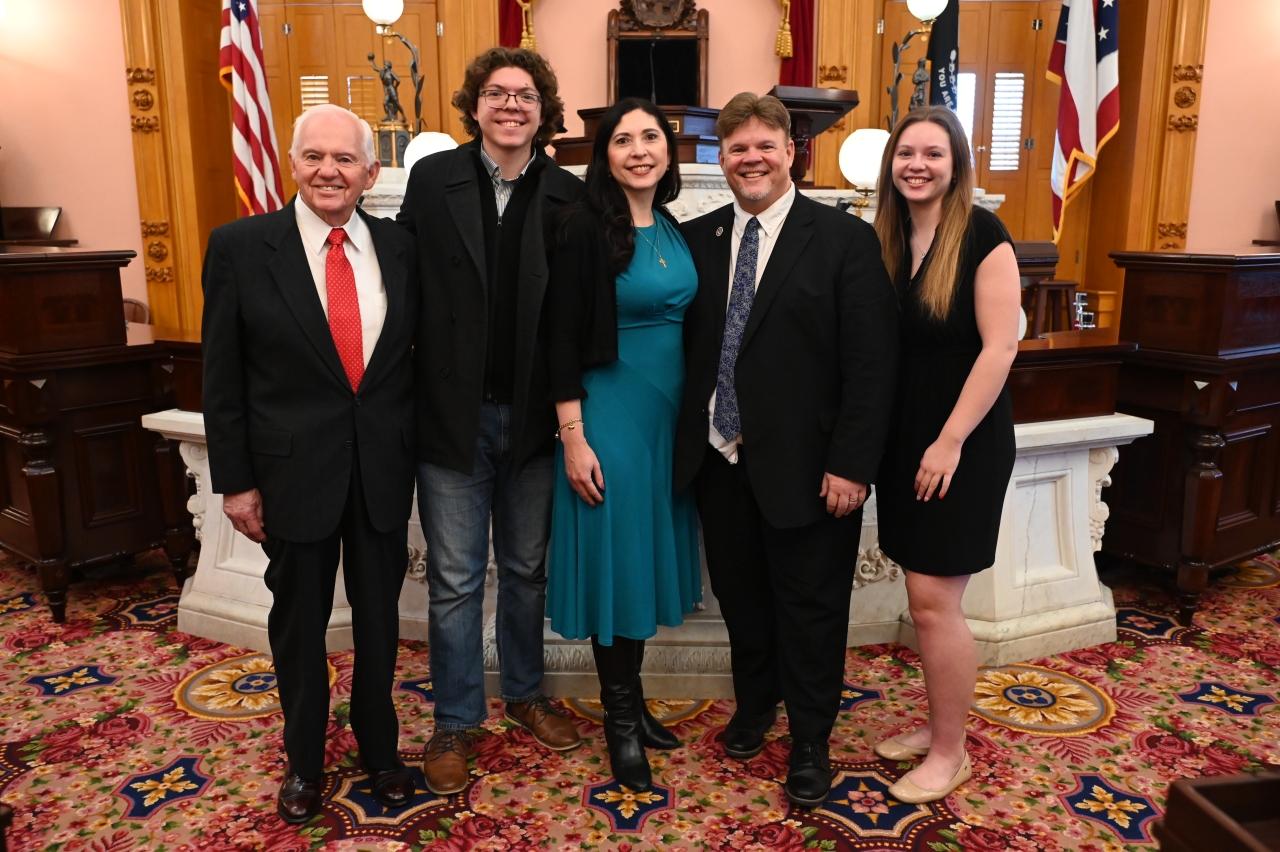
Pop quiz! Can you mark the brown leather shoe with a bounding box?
[424,730,471,795]
[366,763,414,809]
[277,764,321,824]
[506,696,582,751]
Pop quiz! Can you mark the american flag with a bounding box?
[220,0,286,216]
[1047,0,1119,242]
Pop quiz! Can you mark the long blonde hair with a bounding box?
[874,107,976,320]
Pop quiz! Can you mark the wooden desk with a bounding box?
[1010,327,1136,424]
[0,249,194,621]
[1105,249,1280,623]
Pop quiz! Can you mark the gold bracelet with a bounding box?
[555,418,583,439]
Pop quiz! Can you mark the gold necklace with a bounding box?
[636,224,667,268]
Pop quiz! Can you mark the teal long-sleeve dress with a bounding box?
[546,215,702,645]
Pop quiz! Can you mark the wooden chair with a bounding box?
[1024,279,1078,338]
[122,298,151,325]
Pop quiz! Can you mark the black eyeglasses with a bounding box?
[479,89,542,111]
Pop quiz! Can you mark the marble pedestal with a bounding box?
[140,410,430,653]
[144,406,1150,694]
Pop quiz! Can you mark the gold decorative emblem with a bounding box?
[619,0,698,31]
[1157,222,1187,239]
[1196,685,1256,712]
[971,665,1116,736]
[126,67,156,84]
[147,241,169,262]
[146,267,174,283]
[819,65,849,84]
[132,89,155,111]
[175,653,338,720]
[1168,114,1198,132]
[130,766,199,807]
[140,220,170,237]
[132,116,160,133]
[594,787,664,819]
[1075,785,1148,828]
[1172,64,1203,82]
[1173,86,1197,109]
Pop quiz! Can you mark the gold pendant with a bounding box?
[659,256,667,268]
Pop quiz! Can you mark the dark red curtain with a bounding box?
[779,0,815,87]
[499,0,523,49]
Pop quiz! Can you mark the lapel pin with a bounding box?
[716,226,724,236]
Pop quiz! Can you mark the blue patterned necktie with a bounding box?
[713,217,761,441]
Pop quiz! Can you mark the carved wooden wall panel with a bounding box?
[812,0,882,188]
[1151,0,1208,250]
[120,0,235,335]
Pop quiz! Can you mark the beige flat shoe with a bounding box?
[873,734,930,761]
[888,753,972,804]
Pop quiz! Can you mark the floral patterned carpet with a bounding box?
[0,550,1277,852]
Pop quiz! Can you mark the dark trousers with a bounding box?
[695,444,861,744]
[262,449,408,780]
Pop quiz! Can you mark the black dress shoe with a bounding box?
[722,709,777,759]
[277,765,322,824]
[785,741,834,807]
[367,763,414,809]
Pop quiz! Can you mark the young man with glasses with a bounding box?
[396,47,585,795]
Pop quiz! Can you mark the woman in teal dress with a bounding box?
[544,98,701,792]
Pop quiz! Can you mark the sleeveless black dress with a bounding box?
[876,206,1016,576]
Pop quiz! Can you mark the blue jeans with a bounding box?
[418,403,553,730]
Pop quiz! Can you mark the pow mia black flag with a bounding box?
[927,0,959,110]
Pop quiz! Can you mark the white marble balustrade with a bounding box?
[143,410,1151,698]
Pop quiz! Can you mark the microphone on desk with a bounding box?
[649,41,657,103]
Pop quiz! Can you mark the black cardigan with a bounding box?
[544,204,681,401]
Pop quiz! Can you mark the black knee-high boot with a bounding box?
[635,640,680,750]
[591,636,652,792]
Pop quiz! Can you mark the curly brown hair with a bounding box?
[452,47,565,147]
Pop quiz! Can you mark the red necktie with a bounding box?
[325,228,364,391]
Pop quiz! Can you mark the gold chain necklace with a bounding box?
[636,224,667,268]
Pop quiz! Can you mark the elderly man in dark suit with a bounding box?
[202,104,418,822]
[395,47,585,795]
[675,93,899,807]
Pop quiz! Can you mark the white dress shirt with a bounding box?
[708,182,797,463]
[295,199,386,368]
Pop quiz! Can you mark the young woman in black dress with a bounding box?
[871,107,1021,804]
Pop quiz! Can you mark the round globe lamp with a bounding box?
[362,0,404,28]
[401,131,458,175]
[838,129,890,217]
[906,0,948,25]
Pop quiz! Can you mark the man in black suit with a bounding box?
[675,93,899,807]
[395,47,584,794]
[203,104,418,822]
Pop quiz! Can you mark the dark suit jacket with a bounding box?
[674,192,900,529]
[396,140,585,474]
[201,200,419,543]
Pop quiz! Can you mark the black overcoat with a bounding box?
[396,141,585,474]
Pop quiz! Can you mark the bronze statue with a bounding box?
[368,54,406,125]
[909,58,929,111]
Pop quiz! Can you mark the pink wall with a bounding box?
[0,0,146,301]
[1185,0,1280,250]
[533,0,782,139]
